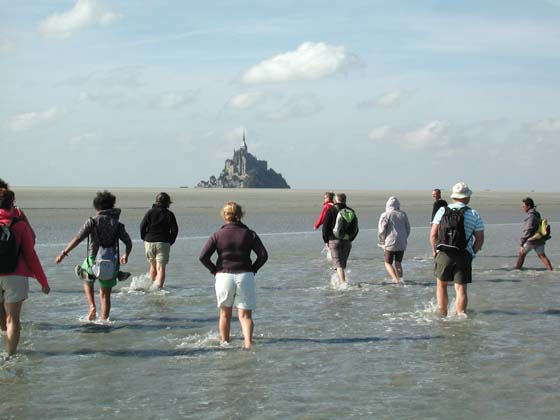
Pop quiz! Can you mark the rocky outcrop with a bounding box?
[196,135,290,189]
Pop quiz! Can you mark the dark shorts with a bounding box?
[384,250,404,264]
[434,251,473,284]
[329,240,352,269]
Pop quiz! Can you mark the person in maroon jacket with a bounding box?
[199,202,268,350]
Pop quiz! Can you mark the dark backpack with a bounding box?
[436,206,470,252]
[333,206,359,241]
[0,219,21,274]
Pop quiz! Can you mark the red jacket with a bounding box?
[314,201,334,229]
[0,208,49,287]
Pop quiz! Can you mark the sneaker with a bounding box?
[74,265,85,279]
[117,271,131,281]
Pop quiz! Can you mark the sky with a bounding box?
[2,0,560,191]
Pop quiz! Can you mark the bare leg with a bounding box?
[436,279,449,317]
[538,254,553,271]
[515,251,525,270]
[0,304,6,332]
[384,262,399,283]
[5,301,23,356]
[149,262,157,283]
[238,308,254,350]
[99,287,112,320]
[83,282,96,320]
[155,262,167,289]
[395,261,403,279]
[219,306,233,343]
[336,267,346,283]
[455,283,468,315]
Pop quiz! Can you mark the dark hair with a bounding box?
[433,188,441,194]
[522,197,535,208]
[0,178,9,189]
[93,190,116,211]
[336,193,347,204]
[0,188,15,210]
[325,192,334,202]
[155,192,172,208]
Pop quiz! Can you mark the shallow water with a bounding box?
[1,188,559,419]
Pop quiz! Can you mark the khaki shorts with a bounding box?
[523,242,546,256]
[0,275,29,303]
[145,242,171,264]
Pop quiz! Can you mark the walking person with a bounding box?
[431,188,448,222]
[378,196,410,283]
[55,191,132,321]
[430,183,484,317]
[515,197,553,271]
[313,192,335,230]
[199,202,268,349]
[140,192,179,289]
[0,178,37,332]
[322,193,359,284]
[0,188,50,356]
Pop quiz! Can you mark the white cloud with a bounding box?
[241,42,363,84]
[38,0,118,38]
[68,131,99,146]
[6,107,64,132]
[260,94,322,121]
[532,117,560,132]
[0,38,15,54]
[228,92,266,110]
[358,90,408,109]
[404,120,448,148]
[368,125,392,142]
[376,90,406,107]
[154,92,197,110]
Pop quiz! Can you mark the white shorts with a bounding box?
[0,276,29,303]
[215,272,256,310]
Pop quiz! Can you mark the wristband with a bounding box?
[60,250,68,257]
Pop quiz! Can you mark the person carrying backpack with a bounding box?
[0,188,50,356]
[430,182,484,317]
[515,197,553,271]
[322,193,359,284]
[55,191,132,321]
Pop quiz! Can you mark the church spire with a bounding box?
[242,131,247,151]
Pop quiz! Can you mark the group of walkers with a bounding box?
[0,180,267,355]
[315,182,553,318]
[0,177,554,356]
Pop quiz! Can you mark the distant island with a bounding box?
[196,134,290,189]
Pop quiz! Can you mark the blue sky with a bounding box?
[2,0,560,190]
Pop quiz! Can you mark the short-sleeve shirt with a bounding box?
[432,202,484,256]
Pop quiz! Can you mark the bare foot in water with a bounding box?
[88,306,97,321]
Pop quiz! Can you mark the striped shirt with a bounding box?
[432,202,485,256]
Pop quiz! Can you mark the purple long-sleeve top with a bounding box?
[199,222,268,275]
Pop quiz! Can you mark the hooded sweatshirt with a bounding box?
[520,207,545,246]
[0,208,49,287]
[377,197,411,252]
[76,208,132,257]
